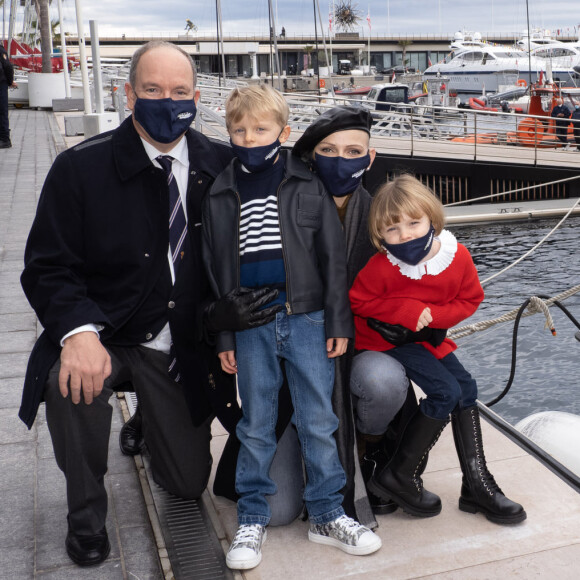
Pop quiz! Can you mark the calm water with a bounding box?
[448,216,580,425]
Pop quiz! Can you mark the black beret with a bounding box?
[292,106,373,159]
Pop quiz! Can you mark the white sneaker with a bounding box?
[226,524,266,570]
[308,514,382,555]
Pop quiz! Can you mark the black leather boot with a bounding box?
[368,410,448,517]
[119,405,144,456]
[452,405,527,525]
[358,433,398,515]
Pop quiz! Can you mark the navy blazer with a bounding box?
[20,117,240,431]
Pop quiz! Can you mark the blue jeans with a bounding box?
[387,345,478,421]
[234,310,346,526]
[350,351,409,436]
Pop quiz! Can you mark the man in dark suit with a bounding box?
[20,41,254,567]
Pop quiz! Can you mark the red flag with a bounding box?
[367,9,371,31]
[329,6,333,32]
[391,70,396,83]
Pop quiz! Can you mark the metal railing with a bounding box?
[194,84,579,168]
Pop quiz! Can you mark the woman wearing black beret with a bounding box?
[293,107,416,523]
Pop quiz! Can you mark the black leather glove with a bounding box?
[205,287,284,333]
[367,318,447,347]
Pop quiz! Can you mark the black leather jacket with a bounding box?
[202,150,354,353]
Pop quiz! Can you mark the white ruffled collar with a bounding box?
[386,229,458,280]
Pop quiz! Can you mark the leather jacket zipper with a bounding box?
[234,190,241,287]
[276,177,292,315]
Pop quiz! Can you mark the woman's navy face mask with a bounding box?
[313,153,371,197]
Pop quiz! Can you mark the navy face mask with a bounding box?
[133,97,197,144]
[381,224,436,265]
[230,139,281,173]
[313,153,371,197]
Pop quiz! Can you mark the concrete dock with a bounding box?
[1,107,579,579]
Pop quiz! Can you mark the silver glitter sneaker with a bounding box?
[226,524,267,570]
[308,514,381,555]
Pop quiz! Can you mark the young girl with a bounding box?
[349,175,526,525]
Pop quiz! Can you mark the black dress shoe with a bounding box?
[0,140,12,149]
[119,406,144,456]
[66,527,111,566]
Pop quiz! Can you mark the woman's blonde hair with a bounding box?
[369,174,445,253]
[225,84,289,130]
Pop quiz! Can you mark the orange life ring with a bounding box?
[319,79,326,88]
[517,79,527,87]
[516,117,544,146]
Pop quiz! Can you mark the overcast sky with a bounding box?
[19,1,580,40]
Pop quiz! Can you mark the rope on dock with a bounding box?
[480,196,580,286]
[448,283,580,340]
[443,174,580,207]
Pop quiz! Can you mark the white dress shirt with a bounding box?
[61,135,190,355]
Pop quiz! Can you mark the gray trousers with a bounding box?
[44,345,212,536]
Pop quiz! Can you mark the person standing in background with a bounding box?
[0,42,17,149]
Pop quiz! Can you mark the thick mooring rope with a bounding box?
[449,284,580,341]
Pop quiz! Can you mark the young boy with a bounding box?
[202,85,381,570]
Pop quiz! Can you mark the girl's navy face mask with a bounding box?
[313,153,370,197]
[381,224,436,265]
[133,97,197,144]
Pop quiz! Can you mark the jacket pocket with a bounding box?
[296,193,322,228]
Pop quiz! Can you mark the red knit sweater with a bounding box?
[349,243,484,359]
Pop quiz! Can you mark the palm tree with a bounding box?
[184,19,197,35]
[303,44,314,71]
[34,0,52,73]
[334,1,361,32]
[398,39,413,71]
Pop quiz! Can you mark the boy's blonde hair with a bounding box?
[225,84,289,130]
[369,174,445,253]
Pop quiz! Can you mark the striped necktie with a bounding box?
[157,155,187,276]
[157,155,186,383]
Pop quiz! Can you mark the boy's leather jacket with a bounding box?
[202,150,354,353]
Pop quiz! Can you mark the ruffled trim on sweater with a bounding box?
[386,229,458,280]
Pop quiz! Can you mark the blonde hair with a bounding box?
[369,174,445,253]
[225,84,289,130]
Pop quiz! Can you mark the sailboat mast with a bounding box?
[8,0,18,56]
[525,0,532,86]
[215,0,226,86]
[56,0,71,97]
[313,0,319,91]
[267,0,282,91]
[314,0,334,97]
[329,0,333,72]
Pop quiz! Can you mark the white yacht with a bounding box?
[423,45,579,93]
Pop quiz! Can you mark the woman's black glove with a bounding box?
[367,318,447,347]
[205,287,283,333]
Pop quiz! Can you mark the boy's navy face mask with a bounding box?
[381,224,436,265]
[313,153,370,197]
[133,97,197,144]
[230,139,282,173]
